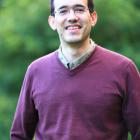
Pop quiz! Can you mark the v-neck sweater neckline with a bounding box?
[55,45,98,76]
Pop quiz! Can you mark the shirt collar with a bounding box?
[58,39,96,70]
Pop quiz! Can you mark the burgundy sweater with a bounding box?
[10,46,140,140]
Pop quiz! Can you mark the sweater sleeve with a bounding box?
[10,65,38,140]
[123,61,140,140]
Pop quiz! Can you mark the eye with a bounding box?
[75,7,85,12]
[59,9,68,15]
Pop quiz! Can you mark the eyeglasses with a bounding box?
[54,6,89,17]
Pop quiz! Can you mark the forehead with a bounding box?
[54,0,88,9]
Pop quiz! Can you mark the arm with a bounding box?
[10,66,38,140]
[123,61,140,140]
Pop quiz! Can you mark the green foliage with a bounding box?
[0,93,17,139]
[0,0,59,96]
[0,0,139,139]
[93,0,140,67]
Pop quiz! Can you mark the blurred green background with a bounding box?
[0,0,140,139]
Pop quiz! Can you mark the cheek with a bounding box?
[55,17,65,27]
[83,19,92,30]
[82,15,92,26]
[56,23,66,35]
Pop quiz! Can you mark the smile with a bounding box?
[65,25,81,30]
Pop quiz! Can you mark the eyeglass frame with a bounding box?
[54,5,92,17]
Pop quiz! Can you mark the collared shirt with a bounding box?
[58,39,96,70]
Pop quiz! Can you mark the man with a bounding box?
[10,0,140,140]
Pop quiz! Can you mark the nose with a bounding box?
[67,10,79,22]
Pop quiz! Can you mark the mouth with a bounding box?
[65,25,82,30]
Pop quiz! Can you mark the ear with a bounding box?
[90,11,97,27]
[48,15,57,31]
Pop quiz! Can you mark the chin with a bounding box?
[64,36,83,44]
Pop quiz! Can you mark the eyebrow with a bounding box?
[58,4,85,10]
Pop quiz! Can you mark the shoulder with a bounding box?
[94,45,139,76]
[96,45,133,66]
[31,51,57,66]
[26,51,58,75]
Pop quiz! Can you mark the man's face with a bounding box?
[49,0,97,44]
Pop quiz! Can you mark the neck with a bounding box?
[60,38,91,62]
